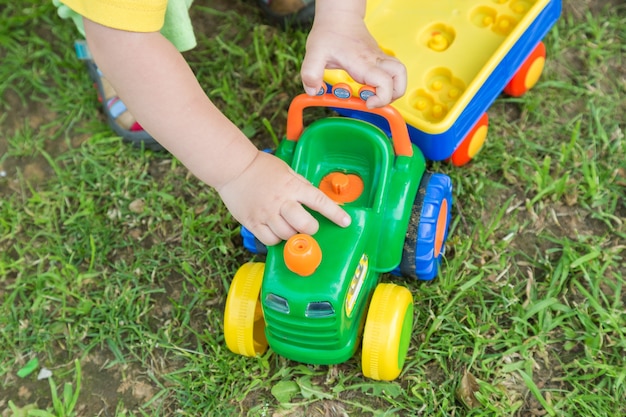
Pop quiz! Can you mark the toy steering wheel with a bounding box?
[285,84,413,157]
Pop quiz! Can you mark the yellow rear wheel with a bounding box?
[362,283,414,380]
[224,262,268,356]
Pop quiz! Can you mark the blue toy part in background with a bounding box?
[240,226,267,255]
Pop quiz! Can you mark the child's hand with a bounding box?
[217,151,352,246]
[81,19,351,248]
[301,5,407,108]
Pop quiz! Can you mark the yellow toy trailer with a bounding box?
[325,0,561,165]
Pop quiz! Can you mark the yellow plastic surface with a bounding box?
[362,283,413,381]
[224,262,268,357]
[324,0,550,134]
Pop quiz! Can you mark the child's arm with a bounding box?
[83,19,350,246]
[301,0,407,108]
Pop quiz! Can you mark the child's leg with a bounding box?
[53,0,200,151]
[84,59,163,151]
[257,0,315,27]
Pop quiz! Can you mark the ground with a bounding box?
[1,0,625,416]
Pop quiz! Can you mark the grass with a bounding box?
[1,0,625,416]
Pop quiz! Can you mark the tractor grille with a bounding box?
[264,308,340,350]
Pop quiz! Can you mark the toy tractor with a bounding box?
[224,85,452,380]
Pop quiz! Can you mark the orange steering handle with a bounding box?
[285,92,413,157]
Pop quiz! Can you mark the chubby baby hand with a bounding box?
[217,151,351,246]
[301,10,407,108]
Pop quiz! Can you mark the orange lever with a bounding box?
[319,172,364,203]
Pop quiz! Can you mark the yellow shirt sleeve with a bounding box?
[60,0,168,32]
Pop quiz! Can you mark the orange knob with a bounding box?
[284,234,322,276]
[319,172,364,203]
